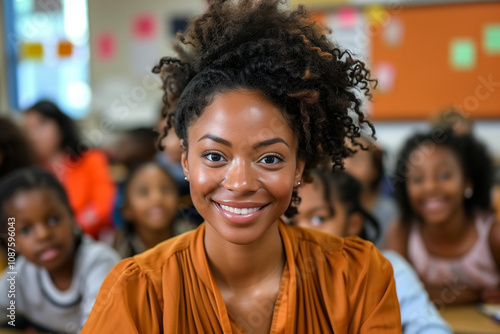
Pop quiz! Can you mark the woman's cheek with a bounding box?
[189,166,221,209]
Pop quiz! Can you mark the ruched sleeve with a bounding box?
[81,258,163,333]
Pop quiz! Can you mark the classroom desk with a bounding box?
[440,305,500,334]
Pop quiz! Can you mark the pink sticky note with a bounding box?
[96,32,116,61]
[132,14,157,39]
[337,7,357,28]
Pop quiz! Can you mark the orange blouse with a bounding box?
[82,222,401,333]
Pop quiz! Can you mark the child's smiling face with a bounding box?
[123,163,180,232]
[182,89,304,245]
[406,145,470,225]
[5,188,75,273]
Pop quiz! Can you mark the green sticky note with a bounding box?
[484,24,500,54]
[450,39,476,71]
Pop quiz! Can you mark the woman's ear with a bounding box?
[295,160,306,185]
[347,212,364,237]
[181,151,189,182]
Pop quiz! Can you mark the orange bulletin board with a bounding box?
[371,2,500,120]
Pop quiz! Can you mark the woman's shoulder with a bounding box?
[124,226,200,275]
[89,227,200,308]
[285,224,389,273]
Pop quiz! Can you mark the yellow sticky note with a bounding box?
[365,5,389,26]
[20,42,44,60]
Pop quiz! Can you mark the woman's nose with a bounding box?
[222,159,260,194]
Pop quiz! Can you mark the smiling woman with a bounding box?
[186,90,302,246]
[82,0,401,333]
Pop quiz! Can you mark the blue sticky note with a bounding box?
[450,39,476,71]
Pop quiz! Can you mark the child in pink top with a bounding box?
[386,129,500,305]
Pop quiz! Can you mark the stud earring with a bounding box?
[184,176,188,181]
[297,181,301,186]
[464,187,473,199]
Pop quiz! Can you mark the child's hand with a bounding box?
[481,288,500,304]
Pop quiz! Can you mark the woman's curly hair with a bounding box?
[393,129,494,225]
[152,0,376,214]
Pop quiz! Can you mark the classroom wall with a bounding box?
[83,0,500,160]
[85,0,206,145]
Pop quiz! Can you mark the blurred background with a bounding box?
[1,0,499,179]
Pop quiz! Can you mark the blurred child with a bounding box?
[23,100,116,239]
[0,168,120,333]
[386,129,500,305]
[294,169,452,333]
[114,161,194,258]
[109,127,158,228]
[344,135,398,247]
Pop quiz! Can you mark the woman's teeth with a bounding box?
[220,204,261,215]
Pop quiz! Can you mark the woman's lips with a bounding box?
[213,201,269,224]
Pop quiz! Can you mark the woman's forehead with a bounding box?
[187,89,297,148]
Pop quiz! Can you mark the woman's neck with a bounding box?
[136,225,174,250]
[204,222,285,290]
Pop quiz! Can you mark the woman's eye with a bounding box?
[259,155,284,165]
[310,216,325,226]
[47,216,59,226]
[203,152,226,163]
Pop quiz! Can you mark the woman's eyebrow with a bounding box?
[253,138,289,149]
[197,135,289,149]
[197,134,232,147]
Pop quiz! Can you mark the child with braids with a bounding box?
[82,1,401,332]
[386,129,500,305]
